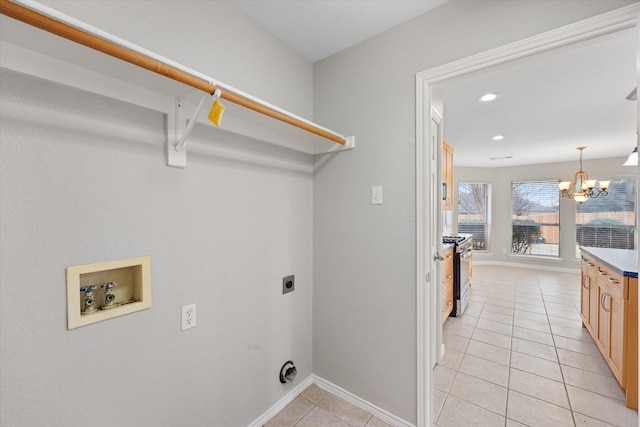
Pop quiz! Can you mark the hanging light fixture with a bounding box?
[558,147,609,203]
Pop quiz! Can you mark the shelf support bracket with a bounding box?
[168,94,210,168]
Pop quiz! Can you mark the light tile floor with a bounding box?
[435,264,638,427]
[264,384,393,427]
[266,265,638,427]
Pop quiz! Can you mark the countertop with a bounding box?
[581,247,638,278]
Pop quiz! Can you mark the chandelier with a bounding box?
[558,147,609,203]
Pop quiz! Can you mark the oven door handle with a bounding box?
[460,249,473,259]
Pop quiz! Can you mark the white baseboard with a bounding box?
[247,374,415,427]
[247,375,314,427]
[474,259,579,274]
[312,376,415,427]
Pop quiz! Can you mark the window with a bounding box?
[458,182,490,251]
[512,180,560,257]
[576,176,636,257]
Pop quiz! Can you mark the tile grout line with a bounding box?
[541,277,578,427]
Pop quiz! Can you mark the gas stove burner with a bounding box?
[443,235,466,244]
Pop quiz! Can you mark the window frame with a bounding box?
[457,181,491,252]
[511,180,561,258]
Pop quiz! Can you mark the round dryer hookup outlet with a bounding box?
[279,360,297,383]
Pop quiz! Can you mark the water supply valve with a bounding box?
[80,285,97,314]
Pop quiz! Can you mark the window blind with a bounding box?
[512,180,560,256]
[458,182,490,251]
[576,176,636,256]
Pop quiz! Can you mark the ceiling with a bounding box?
[228,0,448,62]
[228,1,638,168]
[441,31,638,168]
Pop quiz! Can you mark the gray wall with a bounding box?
[456,158,634,271]
[312,0,635,422]
[0,1,315,426]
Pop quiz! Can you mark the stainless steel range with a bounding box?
[443,234,473,316]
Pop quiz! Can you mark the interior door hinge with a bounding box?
[426,272,430,283]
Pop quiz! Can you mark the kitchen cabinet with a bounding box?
[580,253,597,335]
[580,248,638,409]
[442,140,454,210]
[442,245,454,322]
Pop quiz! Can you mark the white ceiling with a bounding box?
[442,31,638,168]
[227,1,638,168]
[228,0,448,62]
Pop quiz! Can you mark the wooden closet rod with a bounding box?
[0,0,347,145]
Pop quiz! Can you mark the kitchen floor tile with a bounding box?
[482,304,514,316]
[478,310,513,325]
[512,337,558,362]
[506,390,574,427]
[548,315,583,329]
[443,319,474,338]
[552,335,601,358]
[514,302,547,314]
[434,364,457,393]
[443,332,470,353]
[551,323,594,342]
[513,316,551,333]
[510,351,563,382]
[433,389,447,422]
[476,318,513,336]
[512,325,555,346]
[485,297,515,308]
[465,340,511,366]
[513,309,548,323]
[471,328,512,349]
[546,307,583,321]
[459,354,510,387]
[508,368,569,408]
[439,347,465,370]
[560,364,626,401]
[571,412,616,427]
[449,371,507,415]
[566,385,638,426]
[556,348,612,376]
[437,394,505,427]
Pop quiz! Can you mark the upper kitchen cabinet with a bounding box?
[443,140,454,210]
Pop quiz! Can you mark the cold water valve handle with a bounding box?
[80,285,98,314]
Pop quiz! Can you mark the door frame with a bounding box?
[415,5,640,426]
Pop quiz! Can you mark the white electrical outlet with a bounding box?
[181,303,196,331]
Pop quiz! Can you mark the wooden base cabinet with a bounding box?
[441,246,454,323]
[580,250,638,410]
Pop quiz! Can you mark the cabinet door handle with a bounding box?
[582,276,589,289]
[601,293,611,312]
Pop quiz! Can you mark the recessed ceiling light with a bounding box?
[478,92,500,102]
[492,135,504,141]
[489,155,513,160]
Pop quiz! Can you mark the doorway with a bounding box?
[415,5,640,426]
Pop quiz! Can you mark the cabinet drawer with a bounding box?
[598,263,624,292]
